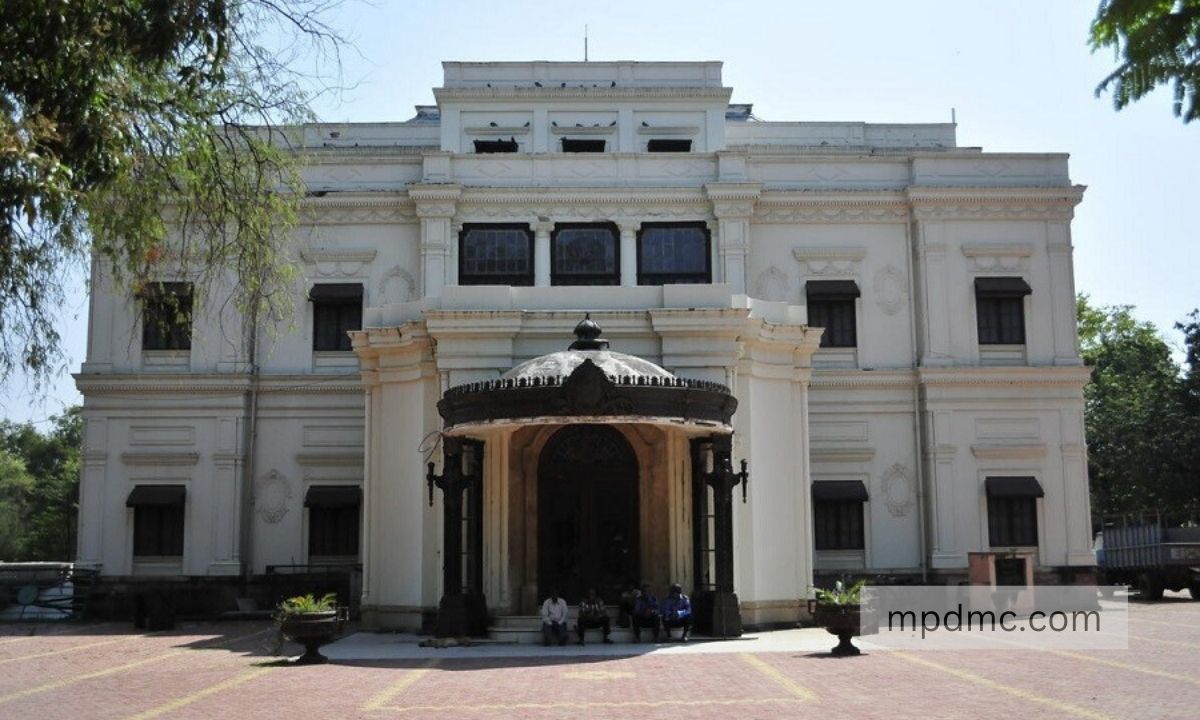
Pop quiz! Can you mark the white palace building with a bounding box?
[75,61,1095,634]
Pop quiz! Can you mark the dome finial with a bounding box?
[569,313,609,350]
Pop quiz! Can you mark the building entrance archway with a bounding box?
[537,424,639,604]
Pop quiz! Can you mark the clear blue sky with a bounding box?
[3,0,1196,425]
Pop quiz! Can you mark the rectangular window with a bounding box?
[806,280,860,348]
[812,481,868,551]
[975,277,1031,345]
[141,282,193,351]
[307,486,361,558]
[647,139,692,152]
[637,222,711,285]
[562,138,605,153]
[459,224,534,286]
[985,476,1042,547]
[551,223,619,285]
[127,485,186,558]
[310,284,362,352]
[473,138,519,153]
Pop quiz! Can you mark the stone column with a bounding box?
[926,411,961,569]
[912,215,954,365]
[533,220,552,287]
[409,184,462,298]
[1048,232,1082,365]
[705,183,762,294]
[618,221,639,287]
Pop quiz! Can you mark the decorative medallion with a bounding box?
[880,463,916,518]
[872,265,907,316]
[754,266,791,302]
[379,266,416,305]
[256,469,292,524]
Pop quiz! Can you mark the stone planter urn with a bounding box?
[278,608,347,665]
[808,599,871,656]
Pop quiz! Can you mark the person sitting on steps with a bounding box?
[541,589,569,647]
[631,583,660,642]
[576,588,613,646]
[661,583,692,642]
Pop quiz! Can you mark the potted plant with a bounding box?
[807,579,874,656]
[275,593,347,665]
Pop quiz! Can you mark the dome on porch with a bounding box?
[437,314,737,432]
[502,316,675,384]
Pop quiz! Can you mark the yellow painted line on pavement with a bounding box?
[738,652,817,701]
[0,627,273,706]
[1049,649,1200,686]
[376,698,802,713]
[892,652,1116,720]
[0,636,132,665]
[121,666,273,720]
[363,659,438,711]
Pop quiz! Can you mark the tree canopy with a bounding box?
[0,0,342,385]
[1090,0,1200,122]
[1078,296,1200,523]
[0,407,81,560]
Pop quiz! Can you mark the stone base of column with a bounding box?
[707,591,743,638]
[434,593,488,638]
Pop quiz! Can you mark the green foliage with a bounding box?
[0,406,81,560]
[276,592,338,616]
[814,579,866,607]
[1090,0,1200,123]
[1078,296,1200,521]
[0,1,343,385]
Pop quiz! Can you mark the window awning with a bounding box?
[305,485,362,508]
[812,480,869,502]
[308,283,363,302]
[126,485,186,507]
[985,476,1044,498]
[806,280,861,301]
[975,277,1032,297]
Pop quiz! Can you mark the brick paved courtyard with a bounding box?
[1,593,1197,720]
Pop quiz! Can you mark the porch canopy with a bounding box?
[437,315,737,433]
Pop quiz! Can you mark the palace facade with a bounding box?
[75,61,1094,633]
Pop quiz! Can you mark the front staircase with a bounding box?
[489,606,652,644]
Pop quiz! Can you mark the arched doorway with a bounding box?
[538,424,639,604]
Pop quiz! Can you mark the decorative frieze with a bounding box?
[961,242,1033,273]
[792,246,866,277]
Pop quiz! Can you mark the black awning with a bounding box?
[126,485,186,507]
[974,277,1032,297]
[305,485,362,508]
[806,280,861,300]
[812,480,869,502]
[308,283,363,302]
[985,476,1044,498]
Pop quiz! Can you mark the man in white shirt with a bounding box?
[541,589,569,647]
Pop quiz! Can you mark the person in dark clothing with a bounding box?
[576,588,613,645]
[661,583,692,641]
[631,583,660,642]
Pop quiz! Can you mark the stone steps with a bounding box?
[488,608,679,644]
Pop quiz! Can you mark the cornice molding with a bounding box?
[300,248,378,264]
[809,370,916,389]
[433,86,733,101]
[918,366,1092,388]
[74,373,362,395]
[755,192,908,224]
[960,243,1034,258]
[793,246,868,262]
[299,195,417,225]
[908,185,1086,221]
[295,452,364,467]
[811,447,876,463]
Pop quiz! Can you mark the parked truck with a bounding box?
[1098,513,1200,600]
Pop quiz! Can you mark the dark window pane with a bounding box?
[552,225,618,285]
[814,500,865,550]
[309,506,360,557]
[141,282,193,351]
[647,139,691,152]
[459,225,534,286]
[133,505,184,557]
[988,496,1038,546]
[312,285,362,352]
[807,298,857,348]
[562,139,605,152]
[474,139,518,153]
[637,223,710,285]
[977,295,1026,344]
